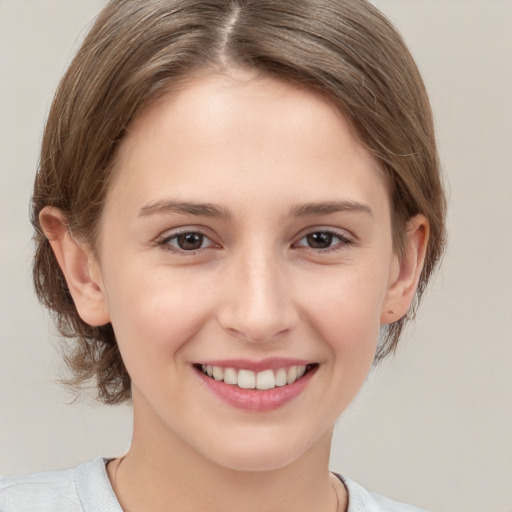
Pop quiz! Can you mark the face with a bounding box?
[89,70,404,471]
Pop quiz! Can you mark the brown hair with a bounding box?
[32,0,446,404]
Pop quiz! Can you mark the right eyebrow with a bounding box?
[138,200,231,219]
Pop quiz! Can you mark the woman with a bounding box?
[0,1,446,510]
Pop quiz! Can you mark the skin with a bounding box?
[41,69,428,512]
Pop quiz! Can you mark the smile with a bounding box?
[196,364,316,390]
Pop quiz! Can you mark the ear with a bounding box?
[39,206,110,326]
[381,215,429,325]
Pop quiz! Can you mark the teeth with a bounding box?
[199,364,311,390]
[287,366,297,385]
[238,369,256,389]
[256,369,275,390]
[224,367,237,385]
[212,366,224,381]
[275,368,287,387]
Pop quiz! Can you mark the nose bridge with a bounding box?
[217,241,297,343]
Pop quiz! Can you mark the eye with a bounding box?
[158,231,216,253]
[293,230,352,251]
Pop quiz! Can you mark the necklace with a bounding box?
[330,473,344,512]
[112,455,125,498]
[112,457,342,512]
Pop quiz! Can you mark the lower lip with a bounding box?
[195,366,317,412]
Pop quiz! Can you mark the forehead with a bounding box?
[107,70,389,220]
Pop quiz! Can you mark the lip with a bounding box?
[194,360,318,412]
[196,357,311,372]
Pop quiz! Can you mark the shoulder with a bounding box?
[0,465,80,512]
[0,458,122,512]
[339,475,430,512]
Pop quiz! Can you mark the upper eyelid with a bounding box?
[156,225,215,241]
[156,231,218,257]
[291,228,356,253]
[294,226,354,241]
[155,227,218,251]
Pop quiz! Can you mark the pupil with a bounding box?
[177,233,203,250]
[307,232,332,249]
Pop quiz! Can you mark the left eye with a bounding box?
[294,231,349,250]
[161,232,214,252]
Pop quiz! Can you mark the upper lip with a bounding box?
[195,358,314,372]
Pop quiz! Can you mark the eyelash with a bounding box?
[156,228,354,255]
[156,229,215,255]
[293,229,354,253]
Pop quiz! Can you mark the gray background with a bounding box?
[0,1,511,511]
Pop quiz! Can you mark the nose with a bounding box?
[216,247,299,344]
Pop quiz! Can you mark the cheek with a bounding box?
[300,263,387,338]
[317,290,381,372]
[297,263,387,379]
[102,262,216,368]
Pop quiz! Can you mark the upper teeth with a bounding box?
[201,365,307,390]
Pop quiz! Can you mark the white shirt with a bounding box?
[0,458,428,511]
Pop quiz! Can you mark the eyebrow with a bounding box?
[138,200,231,219]
[290,200,373,217]
[138,199,373,219]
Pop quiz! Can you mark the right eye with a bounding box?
[158,231,216,253]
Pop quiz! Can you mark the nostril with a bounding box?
[215,263,299,340]
[224,324,292,344]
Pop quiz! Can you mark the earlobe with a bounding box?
[381,215,429,325]
[39,206,110,327]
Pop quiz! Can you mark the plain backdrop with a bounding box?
[0,1,511,511]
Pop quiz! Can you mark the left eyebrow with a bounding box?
[138,200,231,219]
[290,200,373,217]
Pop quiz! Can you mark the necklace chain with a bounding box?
[112,457,342,512]
[330,473,342,512]
[112,455,125,498]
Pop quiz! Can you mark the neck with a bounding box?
[109,394,346,512]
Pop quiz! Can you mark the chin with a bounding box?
[200,428,325,473]
[214,447,301,472]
